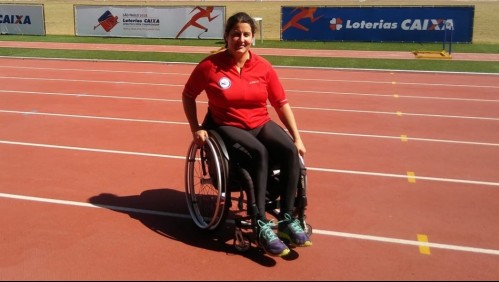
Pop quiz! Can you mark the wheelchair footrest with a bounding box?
[235,216,254,229]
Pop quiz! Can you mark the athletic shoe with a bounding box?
[257,219,290,257]
[277,213,312,247]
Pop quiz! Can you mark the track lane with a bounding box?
[1,57,499,280]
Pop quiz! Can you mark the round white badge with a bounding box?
[218,77,231,89]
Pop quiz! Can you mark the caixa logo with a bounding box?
[0,15,31,24]
[329,18,454,31]
[400,19,454,30]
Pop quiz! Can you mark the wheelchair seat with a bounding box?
[184,128,311,252]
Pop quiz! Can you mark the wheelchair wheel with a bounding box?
[185,134,229,231]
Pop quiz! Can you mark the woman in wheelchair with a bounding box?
[182,12,312,257]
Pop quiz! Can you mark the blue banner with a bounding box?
[281,6,474,43]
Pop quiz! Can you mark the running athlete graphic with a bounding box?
[94,11,119,32]
[282,7,323,33]
[176,6,220,39]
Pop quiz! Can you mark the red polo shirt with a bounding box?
[182,50,288,130]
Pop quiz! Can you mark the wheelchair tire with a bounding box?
[185,135,229,232]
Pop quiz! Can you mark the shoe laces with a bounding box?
[258,219,278,242]
[281,213,305,234]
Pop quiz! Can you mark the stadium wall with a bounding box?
[4,0,499,44]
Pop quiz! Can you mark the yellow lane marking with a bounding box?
[407,171,416,183]
[417,234,431,255]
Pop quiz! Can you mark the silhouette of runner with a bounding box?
[282,7,323,33]
[94,11,119,32]
[176,6,219,39]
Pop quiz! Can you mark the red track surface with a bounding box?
[1,52,499,280]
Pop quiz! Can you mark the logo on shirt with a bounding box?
[218,77,231,89]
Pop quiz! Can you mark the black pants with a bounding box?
[214,120,300,220]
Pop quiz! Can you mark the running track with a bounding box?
[1,56,499,280]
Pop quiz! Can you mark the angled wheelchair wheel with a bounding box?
[185,133,229,232]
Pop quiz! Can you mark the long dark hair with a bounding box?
[223,12,257,48]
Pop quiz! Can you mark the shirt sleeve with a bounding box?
[266,66,288,108]
[182,60,210,99]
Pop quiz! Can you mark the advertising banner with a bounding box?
[281,6,474,43]
[0,4,45,35]
[75,5,225,39]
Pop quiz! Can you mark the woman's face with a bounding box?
[226,22,253,56]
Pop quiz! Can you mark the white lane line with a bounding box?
[1,75,499,93]
[283,77,499,89]
[308,167,499,187]
[1,139,499,187]
[0,89,183,102]
[293,106,499,121]
[4,89,498,121]
[1,192,498,256]
[312,229,499,256]
[2,109,499,147]
[0,109,189,125]
[0,76,183,87]
[2,87,499,123]
[3,88,499,104]
[300,130,499,147]
[2,64,498,89]
[0,192,191,218]
[0,140,185,160]
[290,89,499,103]
[0,65,189,76]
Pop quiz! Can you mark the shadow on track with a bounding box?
[88,188,298,267]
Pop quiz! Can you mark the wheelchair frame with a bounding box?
[184,129,311,252]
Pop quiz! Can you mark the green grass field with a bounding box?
[1,35,499,73]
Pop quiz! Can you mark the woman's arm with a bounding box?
[182,95,208,145]
[275,103,306,156]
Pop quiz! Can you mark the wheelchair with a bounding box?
[184,128,312,253]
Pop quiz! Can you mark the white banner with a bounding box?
[0,4,45,35]
[75,5,225,39]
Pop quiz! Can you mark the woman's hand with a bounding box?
[193,129,208,146]
[295,138,306,157]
